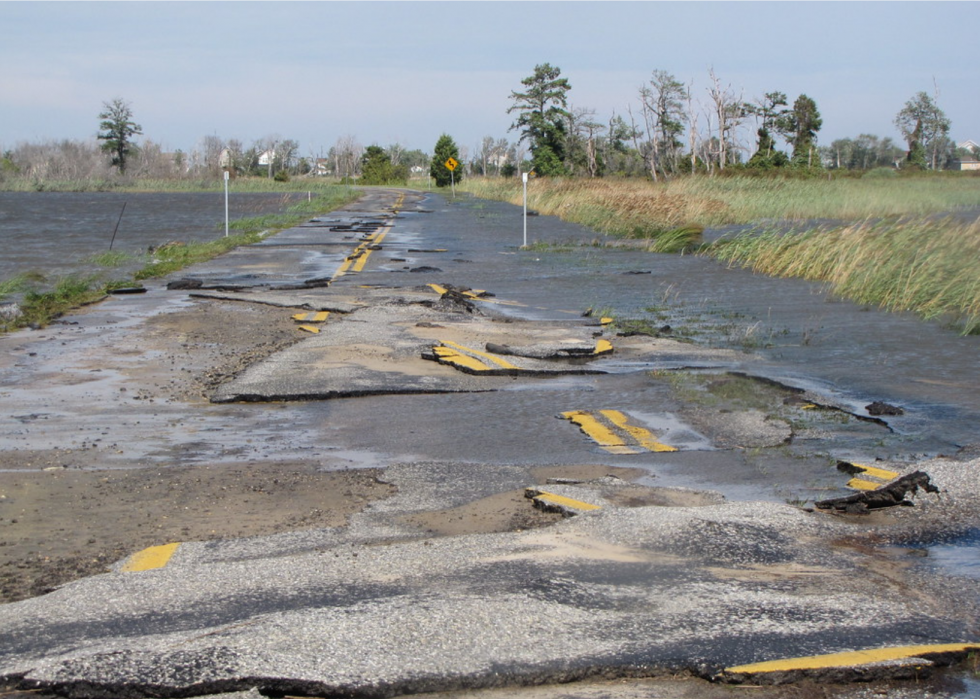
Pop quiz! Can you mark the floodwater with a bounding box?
[394,194,980,456]
[0,191,310,283]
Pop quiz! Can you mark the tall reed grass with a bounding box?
[461,175,980,333]
[709,217,980,334]
[462,175,980,233]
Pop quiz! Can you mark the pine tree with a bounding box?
[430,134,462,188]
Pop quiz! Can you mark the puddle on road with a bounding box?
[919,529,980,580]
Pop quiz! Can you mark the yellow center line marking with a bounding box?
[561,410,638,453]
[292,311,329,323]
[121,542,180,572]
[352,230,388,273]
[600,409,677,452]
[441,340,518,369]
[298,325,321,334]
[562,410,675,454]
[851,463,899,481]
[432,345,490,373]
[726,643,980,674]
[532,490,601,512]
[593,339,614,355]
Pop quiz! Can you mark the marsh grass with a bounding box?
[462,175,980,232]
[464,176,980,333]
[709,217,980,334]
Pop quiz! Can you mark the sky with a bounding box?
[2,1,978,160]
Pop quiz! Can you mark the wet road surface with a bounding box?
[2,188,980,697]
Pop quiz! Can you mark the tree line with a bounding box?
[1,73,972,189]
[501,63,966,179]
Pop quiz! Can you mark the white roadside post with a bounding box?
[522,171,528,248]
[223,170,230,237]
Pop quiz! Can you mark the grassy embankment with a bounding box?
[461,175,980,334]
[0,185,360,333]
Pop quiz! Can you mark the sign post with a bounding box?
[522,171,528,248]
[445,156,458,199]
[223,170,230,237]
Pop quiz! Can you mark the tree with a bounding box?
[706,69,747,171]
[430,134,462,187]
[746,91,789,168]
[507,63,572,176]
[360,145,408,185]
[565,106,605,177]
[780,94,822,168]
[894,91,951,169]
[331,135,362,181]
[638,70,688,180]
[97,98,142,173]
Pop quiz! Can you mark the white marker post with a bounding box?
[223,170,230,237]
[522,171,528,248]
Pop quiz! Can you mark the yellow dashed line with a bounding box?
[121,542,180,572]
[298,325,321,334]
[726,643,980,675]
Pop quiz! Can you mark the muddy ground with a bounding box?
[0,299,582,604]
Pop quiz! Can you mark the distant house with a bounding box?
[311,158,332,176]
[953,140,980,171]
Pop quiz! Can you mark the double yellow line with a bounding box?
[561,410,677,454]
[333,193,403,279]
[843,462,899,491]
[431,340,518,373]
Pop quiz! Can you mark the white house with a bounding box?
[954,140,980,171]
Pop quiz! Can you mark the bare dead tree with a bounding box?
[686,82,700,172]
[707,68,747,170]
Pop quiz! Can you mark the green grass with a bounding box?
[1,275,108,332]
[707,216,980,334]
[86,250,139,268]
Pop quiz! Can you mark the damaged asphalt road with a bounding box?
[2,188,980,698]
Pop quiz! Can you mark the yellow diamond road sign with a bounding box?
[445,157,458,171]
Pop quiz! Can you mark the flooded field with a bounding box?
[0,190,310,282]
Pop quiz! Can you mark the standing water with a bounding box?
[0,191,308,282]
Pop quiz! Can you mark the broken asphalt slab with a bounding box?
[1,459,978,697]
